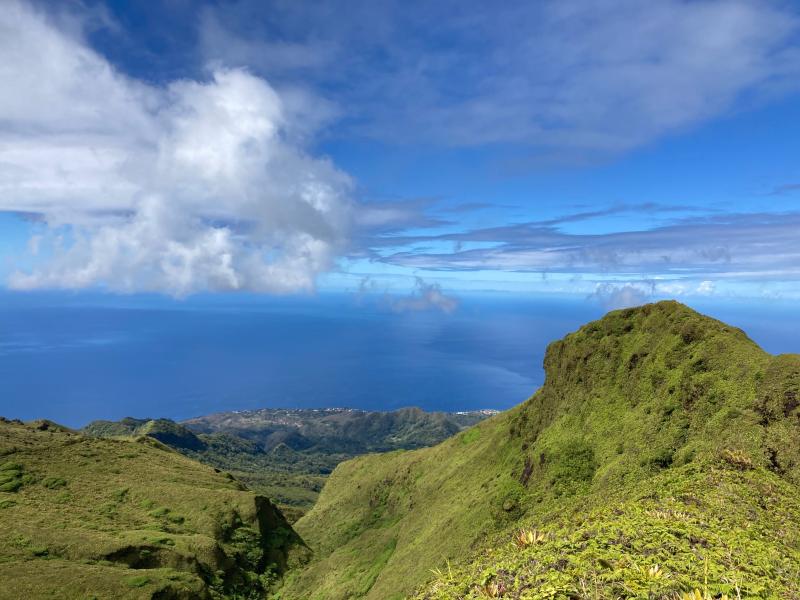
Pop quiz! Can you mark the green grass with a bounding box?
[0,419,309,599]
[418,464,800,598]
[84,408,492,520]
[280,301,800,599]
[125,575,150,588]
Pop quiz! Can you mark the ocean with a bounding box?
[0,291,797,428]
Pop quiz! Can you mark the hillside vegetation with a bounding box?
[85,408,491,519]
[280,301,800,599]
[0,418,309,599]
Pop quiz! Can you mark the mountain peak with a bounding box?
[284,303,800,599]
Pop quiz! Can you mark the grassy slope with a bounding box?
[281,301,800,599]
[282,411,523,600]
[85,408,491,518]
[84,418,323,516]
[0,420,309,600]
[418,465,800,599]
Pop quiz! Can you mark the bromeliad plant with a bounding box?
[513,527,548,548]
[678,590,732,600]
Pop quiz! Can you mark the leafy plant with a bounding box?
[513,527,547,548]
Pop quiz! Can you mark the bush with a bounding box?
[125,576,150,588]
[0,463,28,493]
[548,438,596,495]
[0,480,22,492]
[42,477,67,489]
[720,449,753,470]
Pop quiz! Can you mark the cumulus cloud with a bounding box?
[0,1,353,296]
[390,277,459,313]
[590,279,724,309]
[590,283,654,310]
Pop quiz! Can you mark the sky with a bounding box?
[1,0,800,308]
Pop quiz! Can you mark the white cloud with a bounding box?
[591,279,723,307]
[0,1,353,296]
[696,280,716,296]
[591,282,654,310]
[390,277,459,313]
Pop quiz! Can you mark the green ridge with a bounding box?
[0,419,309,599]
[280,301,800,599]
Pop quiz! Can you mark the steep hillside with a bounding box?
[0,418,309,599]
[280,301,800,599]
[86,408,493,518]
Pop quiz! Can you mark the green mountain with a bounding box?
[8,301,800,599]
[280,301,800,599]
[0,418,309,599]
[85,408,493,520]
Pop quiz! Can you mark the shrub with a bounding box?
[0,462,25,493]
[112,487,129,502]
[125,576,150,588]
[0,471,20,484]
[548,438,596,495]
[42,477,67,489]
[0,480,22,492]
[720,449,753,470]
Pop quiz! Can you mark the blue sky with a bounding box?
[1,0,800,308]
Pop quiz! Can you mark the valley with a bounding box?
[83,407,492,522]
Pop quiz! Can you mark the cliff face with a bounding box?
[0,418,309,599]
[282,302,800,599]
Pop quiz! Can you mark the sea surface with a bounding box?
[0,291,798,428]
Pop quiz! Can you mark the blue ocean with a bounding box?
[1,292,798,428]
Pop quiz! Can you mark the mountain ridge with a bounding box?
[6,301,800,598]
[0,417,309,599]
[280,301,800,599]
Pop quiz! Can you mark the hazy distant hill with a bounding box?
[0,418,308,599]
[182,406,493,453]
[281,301,800,599]
[84,407,494,519]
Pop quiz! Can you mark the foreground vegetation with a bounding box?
[280,301,800,599]
[0,419,309,599]
[85,407,490,520]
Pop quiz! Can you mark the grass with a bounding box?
[418,463,800,598]
[280,301,800,599]
[0,419,309,599]
[84,409,491,521]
